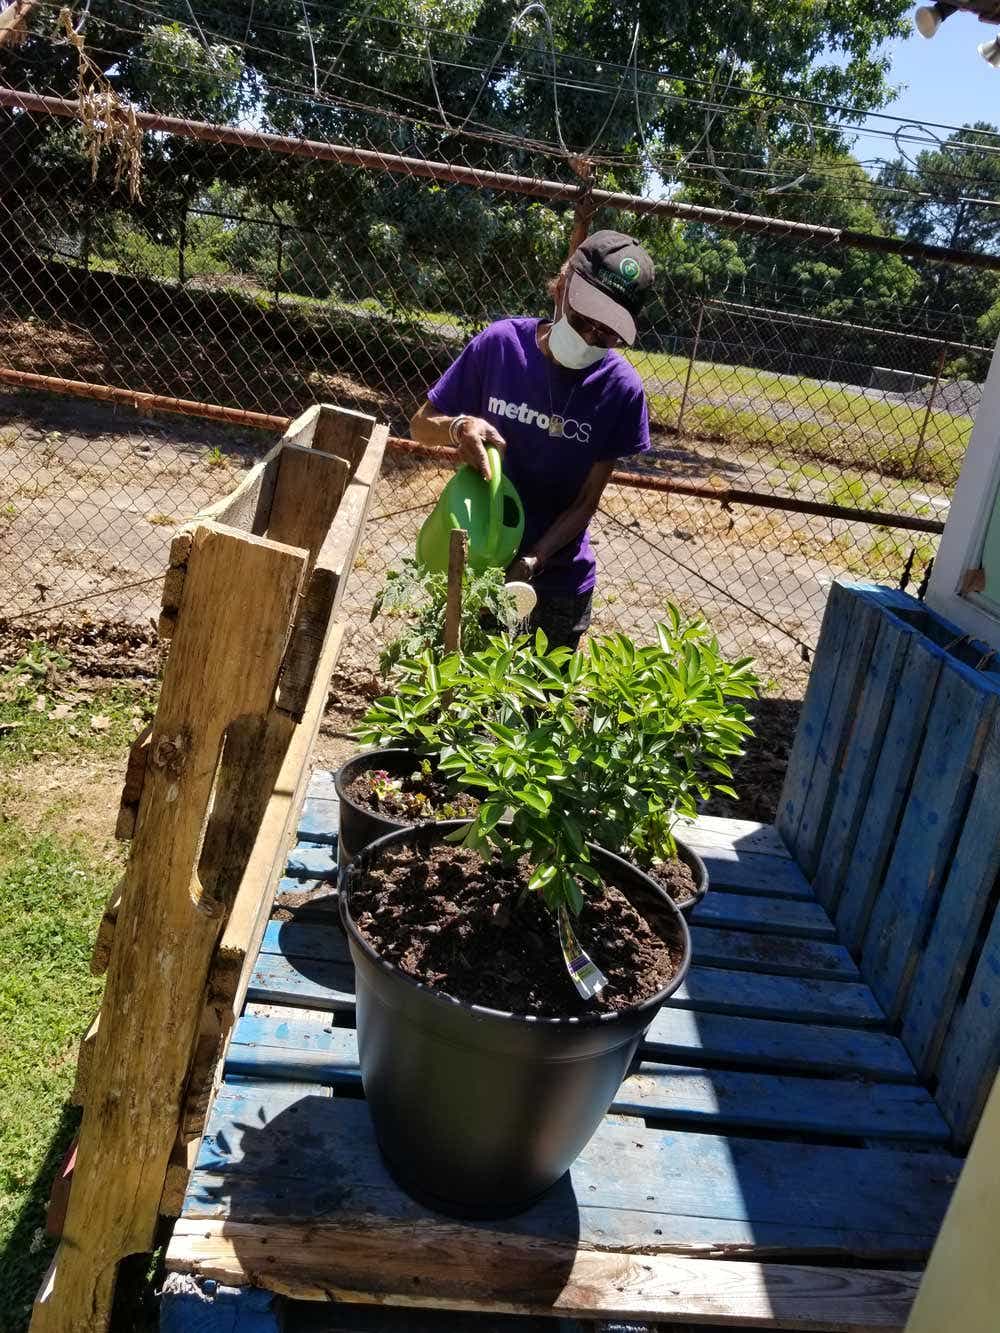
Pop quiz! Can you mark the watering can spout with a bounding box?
[416,447,525,573]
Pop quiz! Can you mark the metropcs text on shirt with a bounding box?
[427,317,650,596]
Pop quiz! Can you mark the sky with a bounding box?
[855,11,1000,159]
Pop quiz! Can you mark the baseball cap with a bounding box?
[565,230,655,346]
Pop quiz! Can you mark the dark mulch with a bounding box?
[703,694,803,825]
[349,842,687,1018]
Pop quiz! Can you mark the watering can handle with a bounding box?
[486,445,503,561]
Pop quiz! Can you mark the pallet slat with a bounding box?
[688,892,837,941]
[811,615,911,915]
[183,1081,957,1257]
[935,902,1000,1148]
[794,595,882,879]
[861,661,996,1021]
[226,1015,946,1144]
[685,849,813,899]
[688,926,858,979]
[834,638,944,956]
[250,946,885,1029]
[777,580,854,857]
[902,712,1000,1079]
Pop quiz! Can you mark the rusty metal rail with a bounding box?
[1,365,945,535]
[3,88,1000,275]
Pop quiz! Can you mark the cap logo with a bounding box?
[619,256,640,282]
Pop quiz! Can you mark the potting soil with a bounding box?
[645,856,698,908]
[350,844,686,1017]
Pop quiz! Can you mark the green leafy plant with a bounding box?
[359,606,759,916]
[370,558,517,676]
[352,758,480,822]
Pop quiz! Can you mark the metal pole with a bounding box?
[911,341,949,479]
[274,224,283,304]
[677,301,704,436]
[5,89,1000,273]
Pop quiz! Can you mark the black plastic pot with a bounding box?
[334,748,417,866]
[673,837,709,916]
[339,822,692,1218]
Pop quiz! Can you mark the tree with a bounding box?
[874,122,1000,337]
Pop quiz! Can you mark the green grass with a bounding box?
[0,652,154,1326]
[0,821,123,1329]
[628,349,974,490]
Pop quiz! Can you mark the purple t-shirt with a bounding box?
[427,317,649,596]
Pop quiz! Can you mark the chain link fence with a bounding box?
[1,94,989,683]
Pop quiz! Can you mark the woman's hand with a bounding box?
[507,554,541,583]
[453,416,506,481]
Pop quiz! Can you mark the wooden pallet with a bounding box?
[162,779,961,1332]
[33,405,387,1333]
[778,581,1000,1148]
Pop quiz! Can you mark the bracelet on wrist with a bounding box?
[448,414,470,447]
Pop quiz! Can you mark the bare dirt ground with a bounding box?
[0,388,855,824]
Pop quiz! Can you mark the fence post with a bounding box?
[911,341,949,479]
[177,208,187,285]
[677,300,705,436]
[274,223,284,303]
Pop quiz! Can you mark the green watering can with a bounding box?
[416,446,525,573]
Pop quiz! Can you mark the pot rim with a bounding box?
[334,746,423,822]
[339,819,693,1031]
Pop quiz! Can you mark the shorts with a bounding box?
[529,590,593,652]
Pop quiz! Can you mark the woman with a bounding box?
[410,229,655,650]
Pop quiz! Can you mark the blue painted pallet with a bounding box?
[183,1080,960,1258]
[861,659,996,1022]
[263,917,859,982]
[226,1013,948,1145]
[250,940,885,1029]
[687,891,837,941]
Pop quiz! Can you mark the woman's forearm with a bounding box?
[410,401,458,449]
[530,499,600,565]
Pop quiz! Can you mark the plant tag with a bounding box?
[558,905,608,1000]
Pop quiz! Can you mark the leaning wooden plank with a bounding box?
[276,422,387,720]
[166,1219,921,1328]
[902,710,1000,1078]
[89,877,124,976]
[935,901,1000,1148]
[266,445,351,571]
[30,524,306,1333]
[178,623,348,1143]
[794,592,882,879]
[70,1013,99,1107]
[312,405,379,473]
[688,891,837,940]
[114,724,153,840]
[811,615,911,915]
[280,403,322,449]
[157,530,195,639]
[835,638,944,955]
[862,660,996,1021]
[183,1084,957,1255]
[777,579,855,856]
[195,439,284,534]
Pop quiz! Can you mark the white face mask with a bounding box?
[548,298,608,371]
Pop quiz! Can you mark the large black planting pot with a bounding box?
[334,747,417,866]
[671,838,709,917]
[339,822,692,1218]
